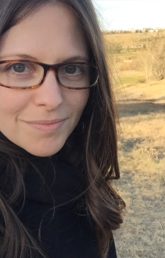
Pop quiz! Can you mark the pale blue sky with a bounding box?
[92,0,165,30]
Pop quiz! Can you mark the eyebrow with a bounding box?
[0,54,90,63]
[0,54,38,61]
[62,55,89,62]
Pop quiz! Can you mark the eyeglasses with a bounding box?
[0,60,99,90]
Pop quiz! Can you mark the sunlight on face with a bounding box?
[0,3,89,156]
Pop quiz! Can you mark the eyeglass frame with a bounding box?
[0,60,99,90]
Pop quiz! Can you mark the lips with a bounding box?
[24,119,67,131]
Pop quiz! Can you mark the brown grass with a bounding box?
[112,95,165,257]
[114,77,165,103]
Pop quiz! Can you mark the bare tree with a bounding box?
[152,40,165,80]
[137,38,165,85]
[137,42,154,85]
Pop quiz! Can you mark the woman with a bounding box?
[0,0,125,258]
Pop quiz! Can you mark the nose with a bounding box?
[33,69,63,110]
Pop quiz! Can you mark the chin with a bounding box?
[22,141,66,157]
[26,147,63,157]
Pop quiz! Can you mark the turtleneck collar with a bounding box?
[23,156,85,207]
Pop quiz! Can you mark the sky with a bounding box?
[92,0,165,31]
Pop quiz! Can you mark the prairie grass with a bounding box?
[114,78,165,102]
[112,99,165,258]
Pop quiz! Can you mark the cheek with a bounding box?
[0,89,29,122]
[68,89,89,115]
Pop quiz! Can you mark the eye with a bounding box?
[12,63,28,73]
[1,61,39,80]
[65,65,81,74]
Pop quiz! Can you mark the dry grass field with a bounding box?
[113,101,165,258]
[105,33,165,257]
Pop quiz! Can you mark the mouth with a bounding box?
[23,119,67,131]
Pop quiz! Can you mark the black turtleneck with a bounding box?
[7,155,117,258]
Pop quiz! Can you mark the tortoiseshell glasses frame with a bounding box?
[0,60,99,90]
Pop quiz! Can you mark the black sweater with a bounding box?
[12,156,117,258]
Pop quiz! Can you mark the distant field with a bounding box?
[104,32,165,88]
[112,51,137,57]
[113,71,145,87]
[103,31,165,49]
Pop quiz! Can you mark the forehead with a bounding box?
[0,3,88,63]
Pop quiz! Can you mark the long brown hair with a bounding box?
[0,0,125,258]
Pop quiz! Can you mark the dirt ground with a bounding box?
[112,100,165,258]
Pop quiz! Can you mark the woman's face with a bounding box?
[0,4,89,156]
